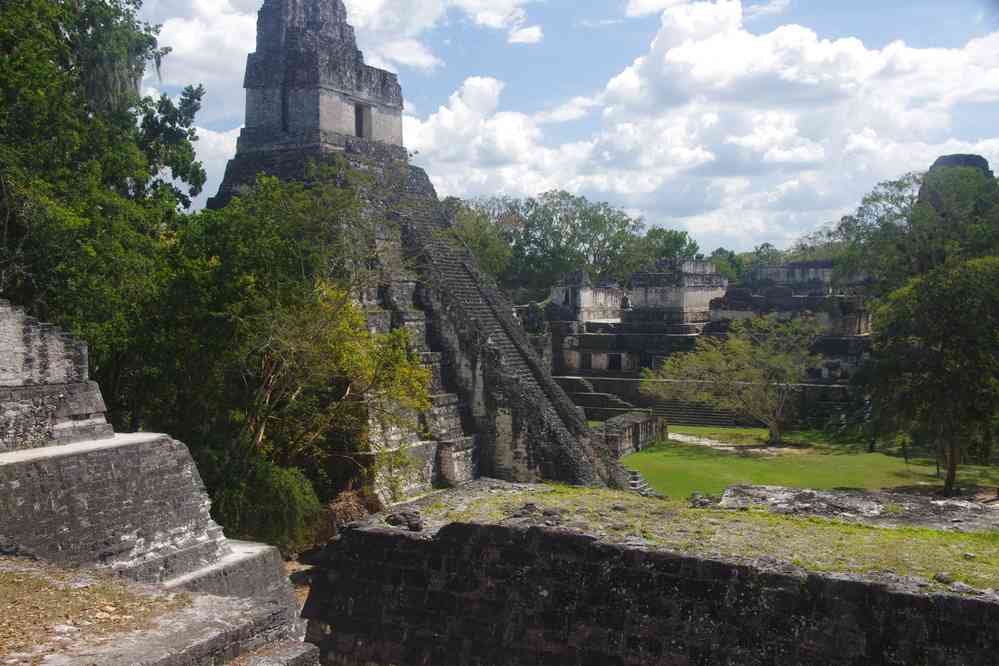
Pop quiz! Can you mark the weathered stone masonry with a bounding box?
[0,303,311,662]
[0,299,112,451]
[304,523,999,666]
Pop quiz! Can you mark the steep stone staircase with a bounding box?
[372,166,615,487]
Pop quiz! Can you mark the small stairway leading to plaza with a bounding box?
[554,375,743,428]
[627,469,661,498]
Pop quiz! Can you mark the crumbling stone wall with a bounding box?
[304,523,999,665]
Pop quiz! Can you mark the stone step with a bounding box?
[117,530,230,584]
[43,594,298,666]
[555,376,597,394]
[0,433,234,581]
[437,435,478,486]
[232,639,320,665]
[162,540,300,630]
[627,470,662,498]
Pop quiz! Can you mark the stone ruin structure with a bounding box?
[209,0,629,497]
[531,256,870,427]
[0,301,317,664]
[548,260,728,377]
[0,300,113,451]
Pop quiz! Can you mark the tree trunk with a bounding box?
[943,439,959,497]
[767,422,782,446]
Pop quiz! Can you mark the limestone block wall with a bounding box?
[550,284,625,323]
[0,300,112,451]
[304,523,999,666]
[0,299,88,386]
[590,412,664,458]
[0,433,229,582]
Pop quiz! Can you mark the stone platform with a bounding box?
[0,433,304,661]
[42,594,303,666]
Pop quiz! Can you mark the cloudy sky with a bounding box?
[139,0,999,252]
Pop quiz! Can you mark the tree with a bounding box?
[141,170,431,549]
[784,223,845,263]
[834,168,999,296]
[503,191,645,287]
[444,197,512,278]
[709,247,750,283]
[641,315,821,444]
[752,242,784,267]
[640,228,701,265]
[868,257,999,496]
[0,0,205,403]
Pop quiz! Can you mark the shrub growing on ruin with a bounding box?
[212,458,323,555]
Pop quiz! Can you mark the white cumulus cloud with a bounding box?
[508,25,544,44]
[408,0,999,250]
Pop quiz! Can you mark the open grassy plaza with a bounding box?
[622,425,999,499]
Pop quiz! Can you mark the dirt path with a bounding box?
[668,432,790,456]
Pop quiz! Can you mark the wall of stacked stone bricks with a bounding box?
[304,523,999,665]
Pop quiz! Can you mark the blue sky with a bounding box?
[140,0,999,252]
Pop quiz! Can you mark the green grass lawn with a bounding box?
[623,426,999,498]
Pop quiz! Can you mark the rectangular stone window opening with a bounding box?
[609,354,622,371]
[355,103,373,139]
[581,352,592,371]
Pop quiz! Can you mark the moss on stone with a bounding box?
[420,485,999,591]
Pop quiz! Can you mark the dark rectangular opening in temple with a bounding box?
[355,104,371,139]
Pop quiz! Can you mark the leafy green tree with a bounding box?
[784,223,845,263]
[444,197,512,278]
[0,0,205,408]
[143,171,431,549]
[709,247,750,283]
[641,315,821,444]
[869,257,999,495]
[632,228,701,267]
[503,190,645,287]
[835,168,999,295]
[752,242,784,267]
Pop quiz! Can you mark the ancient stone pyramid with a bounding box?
[210,0,623,494]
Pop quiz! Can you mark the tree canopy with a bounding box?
[456,191,702,288]
[834,167,999,295]
[869,257,999,495]
[641,315,821,445]
[840,162,999,493]
[0,1,431,551]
